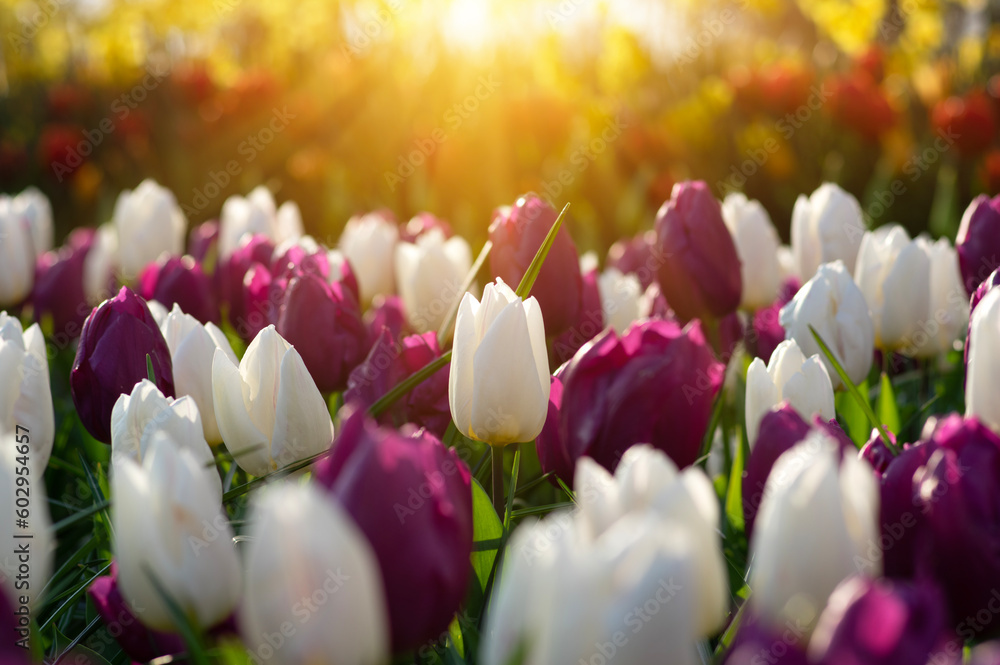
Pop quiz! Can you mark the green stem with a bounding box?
[491,446,504,519]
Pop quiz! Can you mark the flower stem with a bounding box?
[491,445,505,519]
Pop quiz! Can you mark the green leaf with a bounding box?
[145,353,155,384]
[724,434,745,533]
[877,372,901,436]
[470,478,504,594]
[515,203,570,299]
[503,447,521,531]
[836,381,870,445]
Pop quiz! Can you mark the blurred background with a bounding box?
[1,0,998,252]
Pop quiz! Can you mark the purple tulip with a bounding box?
[87,563,185,663]
[535,375,573,482]
[551,265,603,366]
[187,220,219,265]
[222,234,275,338]
[859,428,899,477]
[643,281,674,319]
[275,270,367,393]
[400,212,453,242]
[723,611,809,665]
[810,576,956,665]
[365,294,408,349]
[314,407,473,652]
[606,230,662,290]
[742,405,855,541]
[548,318,723,484]
[489,194,583,335]
[32,227,95,337]
[748,278,799,362]
[70,287,174,443]
[878,439,939,580]
[138,255,219,325]
[957,195,1000,294]
[654,181,742,322]
[0,584,30,665]
[345,328,451,437]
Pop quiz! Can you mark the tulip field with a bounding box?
[4,1,1000,664]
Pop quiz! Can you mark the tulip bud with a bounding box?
[138,255,220,325]
[957,194,1000,294]
[722,612,808,665]
[71,287,175,443]
[721,192,782,311]
[110,379,220,498]
[745,339,835,446]
[187,220,219,265]
[83,223,119,305]
[212,325,334,476]
[315,408,473,651]
[596,267,645,334]
[240,482,390,665]
[32,227,95,335]
[854,225,931,351]
[113,434,241,632]
[0,196,38,307]
[917,237,968,358]
[221,234,274,337]
[606,230,660,290]
[0,436,53,609]
[780,261,875,389]
[112,179,186,281]
[394,228,473,333]
[489,194,583,335]
[87,563,185,663]
[653,181,742,322]
[275,270,368,392]
[748,277,799,362]
[790,182,866,282]
[326,248,361,304]
[751,432,879,631]
[365,294,407,348]
[967,288,1000,434]
[551,264,603,365]
[400,212,453,242]
[449,279,550,445]
[339,210,399,304]
[218,187,303,260]
[554,319,723,483]
[6,187,52,258]
[0,314,54,469]
[345,328,451,437]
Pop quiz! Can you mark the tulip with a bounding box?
[113,434,241,632]
[400,212,453,242]
[596,267,645,334]
[957,194,1000,294]
[112,179,186,280]
[745,338,835,445]
[394,228,472,333]
[809,576,952,665]
[780,260,875,389]
[0,436,53,609]
[722,612,808,665]
[339,210,399,304]
[854,225,931,352]
[551,319,723,483]
[187,220,219,265]
[932,90,997,159]
[790,183,866,282]
[449,279,550,445]
[365,294,407,348]
[83,223,119,305]
[966,268,1000,373]
[87,563,185,663]
[345,328,451,436]
[5,187,52,258]
[110,379,220,498]
[314,408,473,651]
[160,304,238,444]
[0,196,37,307]
[489,194,583,335]
[551,263,603,365]
[913,237,968,358]
[876,437,939,580]
[751,432,879,630]
[606,230,660,290]
[748,277,799,362]
[535,376,573,481]
[218,186,303,260]
[326,248,361,304]
[71,287,175,443]
[275,269,368,392]
[721,192,782,311]
[653,181,742,322]
[0,313,55,469]
[240,482,390,665]
[221,234,274,337]
[32,227,95,336]
[212,325,334,476]
[138,255,219,325]
[967,288,1000,433]
[742,405,856,541]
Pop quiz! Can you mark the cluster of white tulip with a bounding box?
[218,185,305,260]
[395,228,473,333]
[480,445,727,665]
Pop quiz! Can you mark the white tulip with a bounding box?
[113,434,241,632]
[146,299,169,328]
[967,288,1000,434]
[745,339,835,446]
[916,238,969,358]
[83,223,119,305]
[339,212,399,303]
[113,179,186,280]
[394,228,472,333]
[777,245,796,285]
[597,268,645,334]
[212,325,334,476]
[780,261,875,389]
[854,225,931,351]
[161,304,239,444]
[449,279,549,444]
[0,434,54,609]
[241,483,389,665]
[791,183,866,282]
[0,314,54,470]
[0,198,37,306]
[219,187,304,260]
[750,432,879,631]
[722,193,781,311]
[110,379,220,499]
[6,187,53,258]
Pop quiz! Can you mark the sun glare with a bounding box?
[442,0,495,51]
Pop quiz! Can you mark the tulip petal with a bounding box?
[271,346,335,469]
[449,292,479,438]
[212,349,271,476]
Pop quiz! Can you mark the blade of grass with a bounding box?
[503,446,521,531]
[39,561,112,632]
[50,615,101,665]
[146,353,156,384]
[514,203,570,299]
[223,449,330,503]
[52,500,110,533]
[437,239,493,343]
[510,502,574,518]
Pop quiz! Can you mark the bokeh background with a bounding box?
[1,0,999,252]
